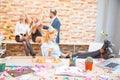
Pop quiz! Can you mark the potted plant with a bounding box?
[3,24,13,40]
[85,57,93,71]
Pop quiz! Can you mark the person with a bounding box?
[64,40,115,59]
[15,14,35,57]
[42,8,61,44]
[41,27,115,59]
[30,17,43,44]
[41,27,61,58]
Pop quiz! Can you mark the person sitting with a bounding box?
[30,17,43,44]
[15,14,35,57]
[41,26,115,59]
[41,26,61,58]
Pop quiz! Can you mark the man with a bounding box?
[43,8,61,44]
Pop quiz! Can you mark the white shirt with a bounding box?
[41,41,61,58]
[15,22,30,35]
[50,16,57,25]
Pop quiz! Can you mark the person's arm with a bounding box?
[43,25,49,30]
[52,20,61,32]
[51,44,62,58]
[30,22,37,34]
[31,26,37,34]
[41,43,50,56]
[47,48,53,56]
[25,25,32,39]
[15,22,20,35]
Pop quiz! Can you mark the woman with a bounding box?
[41,26,61,58]
[30,17,43,44]
[41,27,114,59]
[15,14,35,57]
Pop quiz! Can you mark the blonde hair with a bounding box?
[44,29,57,43]
[19,14,29,24]
[24,14,29,24]
[30,17,43,35]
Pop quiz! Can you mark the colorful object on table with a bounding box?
[85,77,92,80]
[69,55,75,66]
[6,67,35,77]
[69,55,77,66]
[69,77,74,80]
[0,63,6,72]
[34,57,46,63]
[74,78,78,80]
[72,57,77,66]
[45,59,52,70]
[0,72,2,76]
[40,77,46,80]
[0,77,5,80]
[16,78,20,80]
[116,76,120,79]
[85,57,93,71]
[35,64,45,68]
[63,77,69,80]
[54,76,58,79]
[97,75,110,80]
[9,66,15,69]
[52,57,61,63]
[17,69,22,75]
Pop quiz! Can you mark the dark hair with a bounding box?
[50,8,57,16]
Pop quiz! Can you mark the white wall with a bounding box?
[112,0,120,57]
[95,0,120,57]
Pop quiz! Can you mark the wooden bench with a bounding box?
[1,40,42,56]
[1,40,89,56]
[59,42,89,54]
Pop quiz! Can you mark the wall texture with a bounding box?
[0,0,98,43]
[0,0,97,56]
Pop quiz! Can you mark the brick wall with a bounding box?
[0,0,98,43]
[4,44,42,56]
[3,43,89,56]
[0,0,98,56]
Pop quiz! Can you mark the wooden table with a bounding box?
[0,56,120,80]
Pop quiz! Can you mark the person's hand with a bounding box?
[47,48,53,52]
[47,48,53,56]
[19,34,26,41]
[37,23,43,28]
[19,34,23,39]
[25,35,30,39]
[31,22,36,29]
[61,52,69,57]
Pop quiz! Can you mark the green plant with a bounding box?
[85,57,93,63]
[100,30,108,40]
[3,24,13,40]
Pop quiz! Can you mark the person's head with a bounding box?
[19,13,29,24]
[50,8,57,19]
[44,27,57,43]
[19,14,26,23]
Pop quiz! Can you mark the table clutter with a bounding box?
[0,56,120,80]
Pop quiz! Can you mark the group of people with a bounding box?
[41,27,115,59]
[14,8,61,57]
[14,8,115,59]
